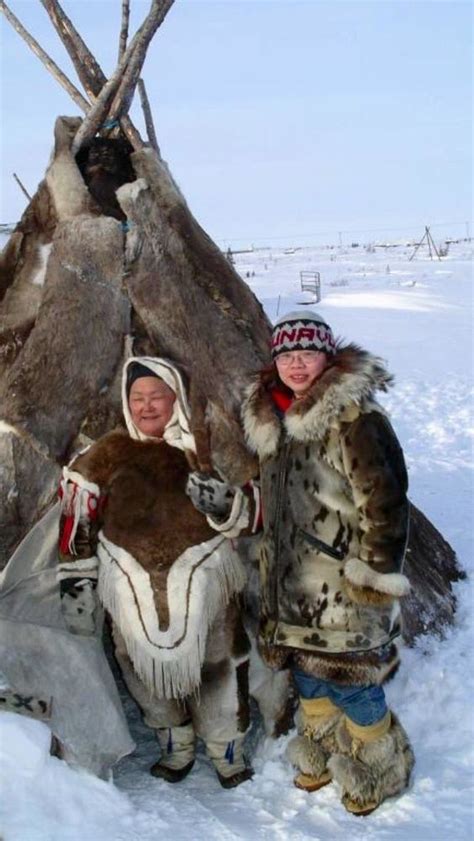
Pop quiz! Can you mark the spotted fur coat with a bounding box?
[242,344,410,685]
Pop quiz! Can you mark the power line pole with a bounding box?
[409,226,441,262]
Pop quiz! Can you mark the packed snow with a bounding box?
[1,240,473,841]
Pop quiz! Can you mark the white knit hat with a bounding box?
[271,310,335,359]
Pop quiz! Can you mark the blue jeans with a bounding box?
[292,668,388,727]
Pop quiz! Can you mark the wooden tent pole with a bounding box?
[118,0,131,62]
[107,0,175,126]
[137,78,160,154]
[39,0,143,150]
[72,0,174,154]
[12,173,32,201]
[39,0,106,100]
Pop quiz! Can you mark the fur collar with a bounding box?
[242,343,393,455]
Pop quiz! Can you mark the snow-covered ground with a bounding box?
[1,241,473,841]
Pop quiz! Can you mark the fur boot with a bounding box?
[150,721,196,783]
[287,697,342,792]
[206,735,253,789]
[328,711,414,815]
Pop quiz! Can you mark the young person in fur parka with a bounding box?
[190,311,414,814]
[57,356,253,788]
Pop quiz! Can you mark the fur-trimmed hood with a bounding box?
[242,343,393,456]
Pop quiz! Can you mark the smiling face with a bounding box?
[128,376,176,438]
[275,350,328,397]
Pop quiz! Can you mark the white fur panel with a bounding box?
[344,557,410,597]
[248,480,262,533]
[116,177,148,204]
[97,533,247,698]
[61,467,99,497]
[245,417,280,459]
[46,152,90,221]
[286,735,315,774]
[309,460,355,517]
[57,556,98,581]
[31,243,53,287]
[242,385,281,457]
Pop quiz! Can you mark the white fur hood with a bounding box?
[242,343,393,456]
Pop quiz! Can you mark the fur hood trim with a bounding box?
[121,356,196,454]
[243,344,393,454]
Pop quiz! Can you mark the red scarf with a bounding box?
[270,386,293,414]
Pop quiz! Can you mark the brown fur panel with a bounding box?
[0,177,58,305]
[2,216,127,460]
[0,231,24,303]
[341,412,409,571]
[230,601,252,659]
[208,401,260,484]
[73,431,215,569]
[200,658,230,683]
[292,644,400,687]
[344,580,395,608]
[273,686,298,738]
[236,660,251,732]
[258,640,292,671]
[0,318,35,372]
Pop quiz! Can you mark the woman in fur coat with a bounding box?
[57,357,253,788]
[188,310,414,814]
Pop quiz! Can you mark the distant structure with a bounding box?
[298,270,321,304]
[409,226,442,262]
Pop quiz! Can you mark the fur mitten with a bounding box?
[185,472,235,517]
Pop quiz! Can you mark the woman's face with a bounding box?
[128,377,176,437]
[275,350,328,396]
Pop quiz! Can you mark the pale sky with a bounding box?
[1,0,472,248]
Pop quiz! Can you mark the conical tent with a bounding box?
[0,0,464,644]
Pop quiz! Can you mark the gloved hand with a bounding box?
[185,472,235,518]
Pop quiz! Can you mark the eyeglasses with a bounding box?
[276,351,322,367]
